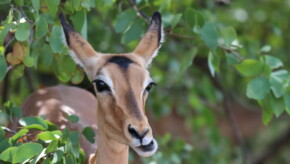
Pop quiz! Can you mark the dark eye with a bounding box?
[92,79,111,92]
[145,82,157,92]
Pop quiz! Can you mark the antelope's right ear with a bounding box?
[59,14,100,77]
[134,12,163,68]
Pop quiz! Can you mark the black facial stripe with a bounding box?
[108,56,134,69]
[126,90,143,119]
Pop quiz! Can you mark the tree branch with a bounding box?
[129,0,150,24]
[193,57,248,163]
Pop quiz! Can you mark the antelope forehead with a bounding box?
[108,56,134,69]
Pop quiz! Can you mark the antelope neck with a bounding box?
[94,131,129,164]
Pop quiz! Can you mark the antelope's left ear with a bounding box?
[134,12,163,67]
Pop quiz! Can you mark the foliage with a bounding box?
[1,0,290,163]
[0,102,93,163]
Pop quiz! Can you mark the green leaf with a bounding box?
[54,55,76,82]
[284,89,290,114]
[68,115,79,123]
[171,13,182,28]
[72,0,82,10]
[50,25,65,53]
[42,158,50,164]
[23,55,34,67]
[11,64,25,79]
[199,22,218,49]
[269,94,284,117]
[225,52,240,65]
[235,59,264,77]
[0,55,7,81]
[19,116,48,130]
[45,0,60,17]
[259,97,273,125]
[82,127,95,143]
[52,150,64,163]
[180,48,198,73]
[247,77,270,100]
[208,51,220,76]
[270,70,289,98]
[46,140,58,153]
[30,148,46,164]
[121,19,144,44]
[260,45,271,53]
[0,24,15,46]
[0,147,18,162]
[184,8,204,32]
[37,43,53,68]
[114,9,136,33]
[10,129,28,141]
[70,11,87,39]
[70,131,79,145]
[221,26,237,45]
[103,0,116,6]
[31,0,40,12]
[0,139,12,154]
[65,153,77,164]
[37,131,57,142]
[263,55,283,69]
[15,22,30,41]
[14,0,23,6]
[13,143,43,163]
[2,9,13,25]
[35,17,48,39]
[71,66,85,84]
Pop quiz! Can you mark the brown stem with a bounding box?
[129,0,150,24]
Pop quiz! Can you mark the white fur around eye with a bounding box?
[96,73,114,93]
[143,76,153,91]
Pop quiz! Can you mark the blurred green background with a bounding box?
[1,0,290,163]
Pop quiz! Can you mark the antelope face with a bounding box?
[60,12,163,157]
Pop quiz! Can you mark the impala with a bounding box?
[12,12,164,163]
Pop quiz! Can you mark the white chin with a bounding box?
[131,139,158,157]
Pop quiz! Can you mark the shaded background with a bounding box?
[1,0,290,163]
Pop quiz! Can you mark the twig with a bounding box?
[193,57,248,163]
[219,46,244,61]
[165,31,196,40]
[18,7,33,24]
[18,7,34,44]
[214,75,248,163]
[129,0,150,24]
[1,126,17,134]
[4,36,15,53]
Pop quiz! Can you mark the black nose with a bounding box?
[128,125,149,140]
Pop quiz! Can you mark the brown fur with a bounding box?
[12,12,163,164]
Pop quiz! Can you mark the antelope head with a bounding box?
[60,12,163,157]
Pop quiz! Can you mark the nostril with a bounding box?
[128,125,141,139]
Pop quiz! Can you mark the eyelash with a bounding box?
[145,82,157,92]
[92,79,111,92]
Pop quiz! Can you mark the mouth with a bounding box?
[137,140,155,152]
[131,139,158,157]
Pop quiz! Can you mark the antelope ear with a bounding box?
[134,12,163,67]
[59,14,100,78]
